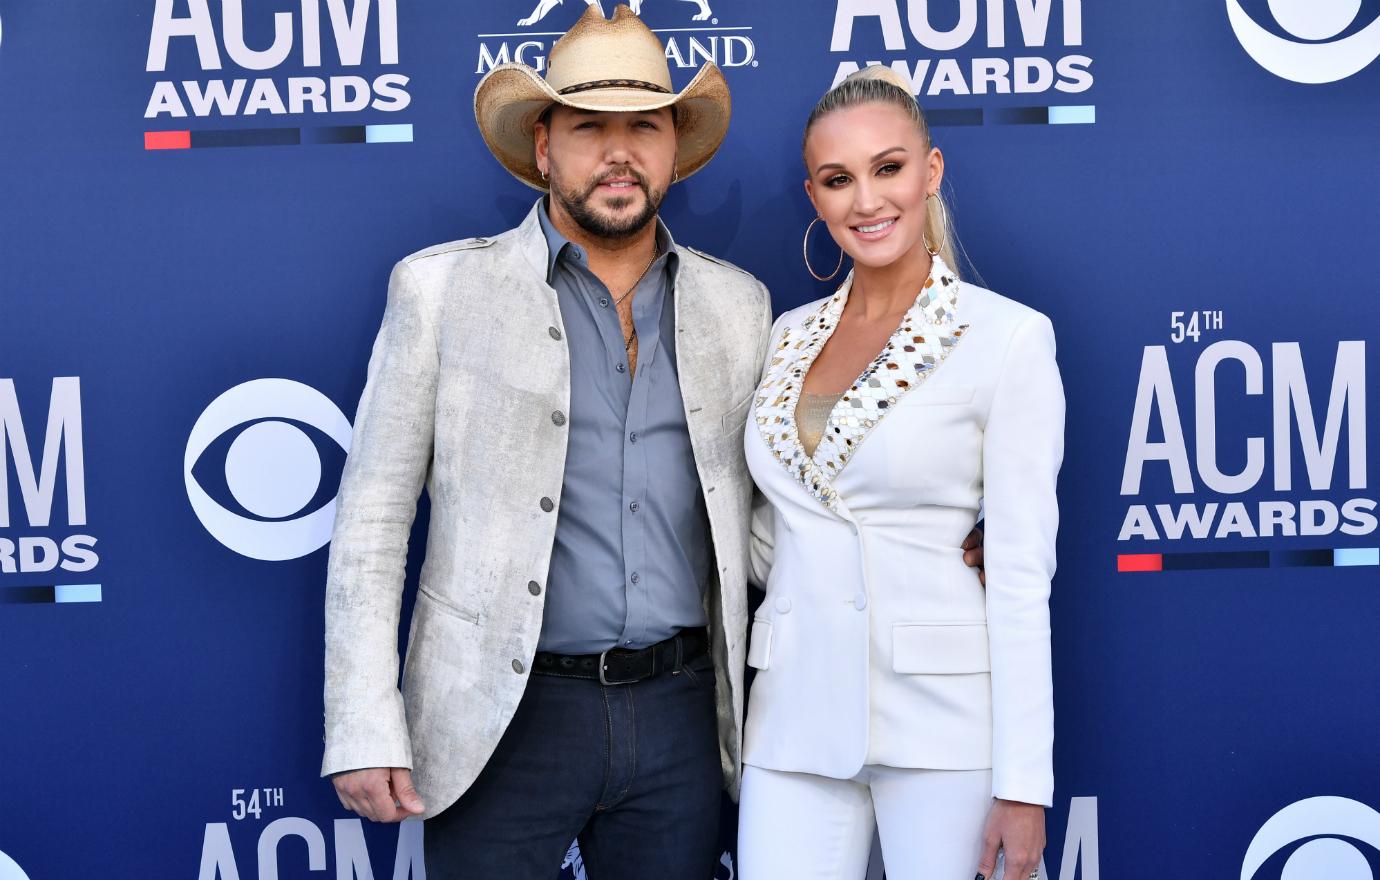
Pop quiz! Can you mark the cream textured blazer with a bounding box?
[321,200,773,818]
[743,257,1064,807]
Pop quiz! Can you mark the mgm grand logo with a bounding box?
[476,0,758,75]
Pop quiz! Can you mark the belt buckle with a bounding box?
[598,647,637,686]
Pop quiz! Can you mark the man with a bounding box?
[321,6,984,878]
[323,7,762,878]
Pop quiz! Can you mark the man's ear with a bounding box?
[534,125,547,172]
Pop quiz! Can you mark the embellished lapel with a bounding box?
[754,256,970,511]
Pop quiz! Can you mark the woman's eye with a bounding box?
[878,162,901,175]
[826,175,850,187]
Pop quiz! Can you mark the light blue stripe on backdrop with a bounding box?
[1049,105,1096,125]
[55,584,102,603]
[365,124,414,143]
[1333,548,1380,567]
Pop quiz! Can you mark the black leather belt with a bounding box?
[532,627,709,685]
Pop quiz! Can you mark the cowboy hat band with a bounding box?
[473,4,732,191]
[558,79,671,96]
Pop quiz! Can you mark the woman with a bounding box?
[738,65,1064,880]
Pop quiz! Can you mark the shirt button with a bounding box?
[616,363,626,373]
[853,593,868,611]
[540,497,554,512]
[512,659,525,674]
[528,581,542,596]
[599,297,610,308]
[548,326,562,341]
[629,501,640,513]
[631,572,641,585]
[552,411,566,426]
[629,431,638,443]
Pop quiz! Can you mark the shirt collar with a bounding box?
[537,197,680,287]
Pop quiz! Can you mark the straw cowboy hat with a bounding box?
[473,4,731,191]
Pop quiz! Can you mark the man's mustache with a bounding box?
[583,168,650,196]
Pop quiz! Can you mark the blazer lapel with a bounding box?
[754,281,849,509]
[673,257,729,451]
[755,257,970,512]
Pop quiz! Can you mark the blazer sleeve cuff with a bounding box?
[992,770,1054,809]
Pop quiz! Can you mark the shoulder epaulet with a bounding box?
[405,235,499,263]
[682,245,753,277]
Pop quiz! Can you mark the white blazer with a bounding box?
[742,256,1064,807]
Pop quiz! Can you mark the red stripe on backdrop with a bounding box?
[144,131,191,150]
[1117,553,1163,572]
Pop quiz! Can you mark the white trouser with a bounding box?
[738,764,996,879]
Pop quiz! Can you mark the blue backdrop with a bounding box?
[3,1,1379,878]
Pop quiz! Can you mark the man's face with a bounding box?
[535,106,678,240]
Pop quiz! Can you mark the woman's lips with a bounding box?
[849,217,898,243]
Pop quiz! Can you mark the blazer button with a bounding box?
[512,659,525,674]
[549,326,562,340]
[853,593,868,611]
[552,411,566,426]
[528,580,542,596]
[774,596,792,614]
[540,497,554,512]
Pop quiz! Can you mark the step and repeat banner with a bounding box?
[2,1,1379,878]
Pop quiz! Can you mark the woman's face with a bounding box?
[803,101,943,271]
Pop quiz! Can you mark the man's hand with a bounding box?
[332,767,425,822]
[962,526,985,586]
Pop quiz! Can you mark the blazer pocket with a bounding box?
[909,385,976,406]
[892,621,989,674]
[417,584,480,625]
[721,390,755,435]
[746,618,773,670]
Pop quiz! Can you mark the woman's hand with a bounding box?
[976,798,1045,880]
[962,526,985,586]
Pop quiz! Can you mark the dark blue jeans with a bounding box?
[423,649,723,880]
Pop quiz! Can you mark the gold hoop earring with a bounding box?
[924,192,950,259]
[803,216,844,282]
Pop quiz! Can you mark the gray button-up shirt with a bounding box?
[537,202,711,654]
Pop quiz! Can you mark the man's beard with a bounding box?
[550,166,665,240]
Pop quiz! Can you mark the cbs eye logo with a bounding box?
[1227,0,1380,83]
[1241,796,1380,880]
[0,849,32,880]
[185,379,352,561]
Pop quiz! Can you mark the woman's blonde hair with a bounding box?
[803,66,960,276]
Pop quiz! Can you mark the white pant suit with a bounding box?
[738,256,1065,877]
